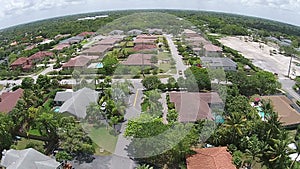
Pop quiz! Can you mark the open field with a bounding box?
[219,36,300,77]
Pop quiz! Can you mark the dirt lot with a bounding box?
[219,36,300,77]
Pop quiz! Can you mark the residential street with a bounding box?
[165,34,187,79]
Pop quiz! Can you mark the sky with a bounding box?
[0,0,300,29]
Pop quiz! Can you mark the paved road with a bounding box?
[165,34,187,79]
[110,81,144,169]
[279,77,300,101]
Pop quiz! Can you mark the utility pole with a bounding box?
[288,54,293,78]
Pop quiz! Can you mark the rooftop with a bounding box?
[1,148,60,169]
[62,56,91,68]
[10,57,28,66]
[58,87,99,118]
[200,57,237,68]
[0,88,23,113]
[261,95,300,127]
[122,53,154,66]
[204,44,223,52]
[28,51,53,61]
[169,92,223,122]
[186,147,236,169]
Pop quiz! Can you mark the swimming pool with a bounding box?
[96,62,103,68]
[54,107,60,113]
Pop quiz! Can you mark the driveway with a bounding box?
[110,81,144,169]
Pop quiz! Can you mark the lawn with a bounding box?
[13,138,44,152]
[86,125,118,155]
[157,52,171,60]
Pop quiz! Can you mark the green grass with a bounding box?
[28,129,42,136]
[157,52,171,60]
[13,138,44,152]
[85,125,118,155]
[0,84,3,90]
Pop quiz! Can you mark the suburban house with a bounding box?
[186,147,236,169]
[200,57,237,71]
[0,88,23,114]
[77,31,95,37]
[10,57,33,71]
[109,30,124,35]
[81,44,113,57]
[122,53,155,67]
[0,148,61,169]
[169,92,223,122]
[59,36,84,45]
[203,44,223,57]
[127,29,143,36]
[62,56,91,70]
[95,37,123,46]
[54,87,99,119]
[182,29,200,38]
[147,28,163,35]
[52,43,70,51]
[133,35,158,51]
[261,95,300,128]
[54,89,74,106]
[28,51,54,63]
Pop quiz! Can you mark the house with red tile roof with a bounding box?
[77,32,95,37]
[133,35,158,51]
[52,43,70,51]
[0,88,24,114]
[169,92,223,122]
[28,51,54,63]
[122,54,155,67]
[203,44,223,57]
[81,44,113,57]
[186,147,236,169]
[10,57,33,71]
[62,56,91,70]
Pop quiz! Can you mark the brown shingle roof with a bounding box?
[122,54,154,66]
[261,95,300,126]
[187,147,236,169]
[0,88,24,113]
[169,92,223,122]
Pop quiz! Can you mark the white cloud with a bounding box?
[0,0,86,17]
[240,0,300,11]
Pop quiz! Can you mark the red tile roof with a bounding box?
[96,38,122,45]
[0,88,24,113]
[136,34,158,40]
[62,56,91,68]
[122,54,154,66]
[133,44,157,51]
[77,32,95,37]
[28,51,53,61]
[53,44,70,51]
[187,147,236,169]
[204,44,223,52]
[11,57,28,66]
[169,92,223,122]
[134,38,156,44]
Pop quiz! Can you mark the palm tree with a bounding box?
[223,112,247,144]
[290,128,300,169]
[264,130,293,169]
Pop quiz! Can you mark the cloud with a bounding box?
[240,0,300,11]
[0,0,86,17]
